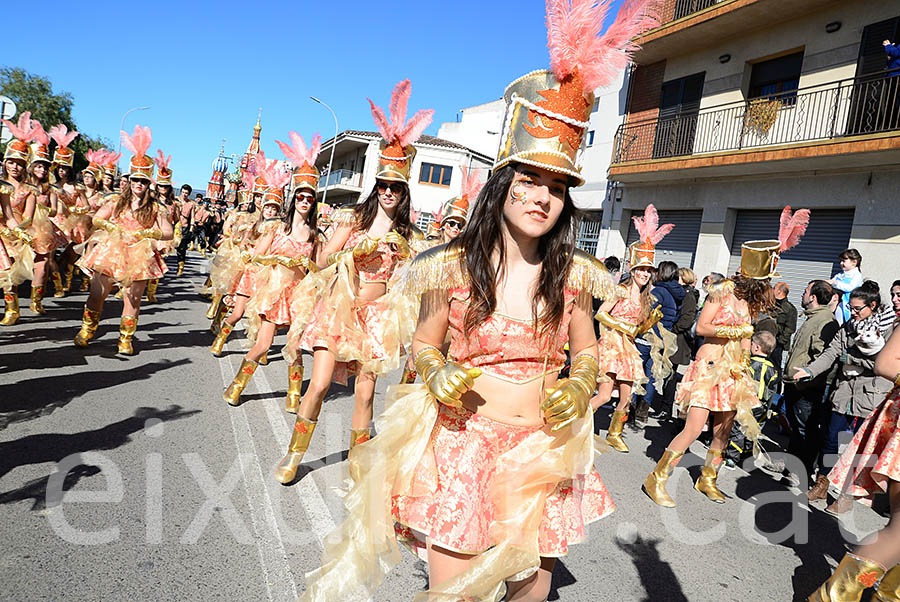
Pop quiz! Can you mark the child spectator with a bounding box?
[830,248,864,325]
[723,331,778,468]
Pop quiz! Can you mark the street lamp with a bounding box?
[310,96,338,205]
[115,106,150,173]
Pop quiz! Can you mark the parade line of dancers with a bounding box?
[3,1,900,600]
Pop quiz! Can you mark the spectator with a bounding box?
[700,272,725,308]
[892,279,900,320]
[603,256,621,283]
[678,268,699,306]
[886,39,900,74]
[830,248,864,325]
[783,280,840,491]
[772,282,798,376]
[723,331,778,468]
[652,265,698,419]
[793,281,895,513]
[678,266,701,364]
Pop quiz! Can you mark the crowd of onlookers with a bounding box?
[605,248,900,513]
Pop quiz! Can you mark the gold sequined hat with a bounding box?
[368,80,434,184]
[276,132,322,193]
[28,120,52,165]
[740,207,810,280]
[257,150,290,209]
[628,204,673,269]
[155,150,173,186]
[0,112,36,163]
[49,124,79,168]
[443,165,483,226]
[120,125,154,181]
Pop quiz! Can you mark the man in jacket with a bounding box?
[773,282,798,377]
[782,280,839,492]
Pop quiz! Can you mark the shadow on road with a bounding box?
[615,534,689,602]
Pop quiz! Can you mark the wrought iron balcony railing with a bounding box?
[613,70,900,165]
[318,168,362,189]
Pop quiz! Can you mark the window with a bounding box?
[415,211,435,231]
[576,212,603,256]
[748,51,804,102]
[418,163,452,187]
[586,131,595,147]
[591,98,600,113]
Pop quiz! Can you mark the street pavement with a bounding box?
[0,251,890,601]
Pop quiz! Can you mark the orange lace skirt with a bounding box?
[77,230,167,286]
[596,325,645,385]
[233,264,261,297]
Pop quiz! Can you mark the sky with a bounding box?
[3,0,627,188]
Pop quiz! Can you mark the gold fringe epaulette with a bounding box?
[0,179,11,195]
[331,207,356,226]
[567,249,617,300]
[401,243,467,295]
[409,224,425,241]
[706,279,735,303]
[102,192,120,203]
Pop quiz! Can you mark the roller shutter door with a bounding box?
[626,209,703,269]
[727,209,854,310]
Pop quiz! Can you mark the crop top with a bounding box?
[344,229,400,283]
[269,229,314,261]
[707,280,751,327]
[609,286,643,325]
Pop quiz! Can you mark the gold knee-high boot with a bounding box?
[117,315,138,355]
[209,297,227,334]
[80,274,91,292]
[176,261,184,276]
[30,285,47,314]
[52,270,65,298]
[74,307,102,347]
[274,417,317,483]
[1,292,20,326]
[63,264,75,292]
[223,358,257,406]
[643,448,684,507]
[285,365,303,413]
[145,279,159,303]
[259,351,269,366]
[210,322,234,356]
[348,428,372,483]
[694,449,727,503]
[206,294,222,320]
[606,409,630,453]
[809,554,886,602]
[875,565,900,602]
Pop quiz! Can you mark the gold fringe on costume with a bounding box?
[330,207,357,227]
[299,384,596,602]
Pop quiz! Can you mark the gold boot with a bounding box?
[694,449,727,503]
[117,315,138,355]
[1,292,20,326]
[30,285,47,314]
[114,287,123,299]
[52,270,65,298]
[809,554,886,602]
[348,428,372,483]
[206,294,222,320]
[188,242,195,252]
[63,264,75,292]
[200,247,207,258]
[176,261,185,276]
[210,322,234,356]
[399,365,417,384]
[259,351,269,366]
[285,365,303,413]
[223,358,257,406]
[274,417,317,483]
[875,565,900,602]
[74,307,102,347]
[80,274,91,292]
[145,279,159,303]
[606,409,630,453]
[643,448,684,507]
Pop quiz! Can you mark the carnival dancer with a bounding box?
[273,80,430,484]
[0,112,38,325]
[591,205,676,453]
[145,151,178,303]
[644,207,810,507]
[807,327,900,601]
[75,149,112,292]
[74,125,173,354]
[174,184,195,275]
[47,125,85,296]
[100,154,119,194]
[221,133,321,410]
[209,155,281,357]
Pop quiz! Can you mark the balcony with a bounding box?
[318,168,363,192]
[610,71,900,183]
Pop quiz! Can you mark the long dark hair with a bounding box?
[849,280,882,309]
[448,163,580,340]
[733,274,776,319]
[353,180,413,239]
[283,189,317,241]
[54,165,74,185]
[114,181,157,227]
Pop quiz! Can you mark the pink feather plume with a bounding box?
[368,80,434,147]
[120,125,152,157]
[632,204,674,245]
[547,0,660,93]
[778,206,810,252]
[257,151,290,190]
[459,166,484,200]
[409,207,420,224]
[30,120,50,146]
[1,112,35,141]
[275,131,322,168]
[48,124,79,149]
[104,152,122,166]
[431,206,442,223]
[154,150,171,171]
[85,149,109,165]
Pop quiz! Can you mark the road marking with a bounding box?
[219,356,299,602]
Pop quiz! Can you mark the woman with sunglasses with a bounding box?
[274,81,429,484]
[221,133,322,409]
[73,126,173,355]
[47,125,86,296]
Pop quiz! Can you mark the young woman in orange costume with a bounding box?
[47,125,86,296]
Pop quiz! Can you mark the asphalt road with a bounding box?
[0,251,889,601]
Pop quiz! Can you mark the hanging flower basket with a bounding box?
[744,98,781,137]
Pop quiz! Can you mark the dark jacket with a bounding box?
[783,305,839,391]
[774,297,798,349]
[668,283,697,365]
[887,43,900,74]
[652,281,682,330]
[637,285,676,348]
[750,355,779,404]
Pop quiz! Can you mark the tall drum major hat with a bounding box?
[443,165,483,226]
[28,120,52,165]
[49,124,79,168]
[740,206,810,280]
[276,131,322,193]
[628,204,674,269]
[495,0,659,186]
[368,80,434,183]
[120,125,154,181]
[102,152,122,179]
[1,112,36,163]
[83,148,109,180]
[155,150,173,186]
[256,151,289,209]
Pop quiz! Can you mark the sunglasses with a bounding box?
[848,305,867,314]
[376,182,404,194]
[443,220,463,229]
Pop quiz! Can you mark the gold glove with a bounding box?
[541,353,599,432]
[275,256,299,269]
[298,256,318,273]
[637,306,664,335]
[12,227,33,245]
[414,346,481,408]
[240,250,252,264]
[353,236,378,260]
[71,206,90,215]
[714,323,754,340]
[596,310,639,339]
[93,218,117,233]
[17,218,32,230]
[135,229,162,240]
[731,349,752,379]
[384,230,411,260]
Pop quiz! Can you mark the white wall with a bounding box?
[437,99,505,159]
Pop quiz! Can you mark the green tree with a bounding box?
[0,67,110,173]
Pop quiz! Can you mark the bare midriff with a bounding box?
[459,371,557,428]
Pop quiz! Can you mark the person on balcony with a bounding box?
[885,40,900,75]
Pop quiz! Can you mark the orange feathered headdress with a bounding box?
[368,80,434,183]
